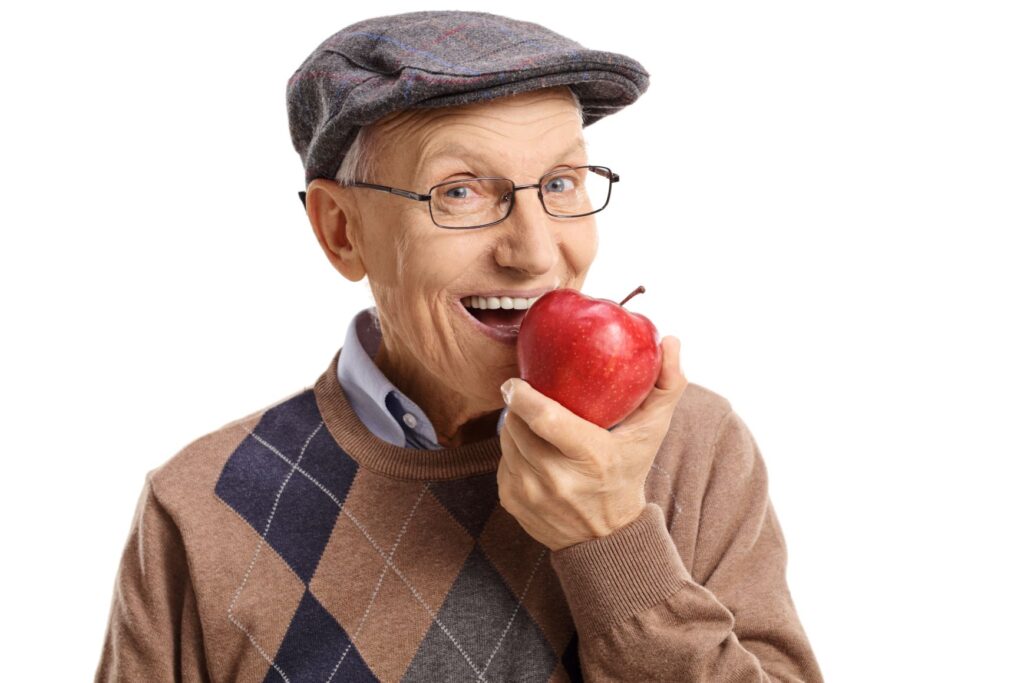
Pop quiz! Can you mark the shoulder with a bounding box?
[647,381,766,539]
[145,384,317,522]
[667,380,737,450]
[650,380,753,489]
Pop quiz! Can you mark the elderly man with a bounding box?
[96,10,823,682]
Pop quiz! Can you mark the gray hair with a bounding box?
[334,86,584,187]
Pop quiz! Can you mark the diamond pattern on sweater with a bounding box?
[215,390,359,583]
[215,390,365,680]
[477,500,577,662]
[401,545,557,682]
[428,473,500,539]
[214,387,576,682]
[215,432,292,536]
[264,463,341,582]
[225,529,307,676]
[264,588,376,683]
[310,470,478,681]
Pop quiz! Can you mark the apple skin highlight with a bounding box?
[516,288,662,429]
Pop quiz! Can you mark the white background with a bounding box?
[2,1,1021,680]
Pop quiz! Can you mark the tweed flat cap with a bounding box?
[287,10,650,192]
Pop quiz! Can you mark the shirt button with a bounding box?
[403,413,418,429]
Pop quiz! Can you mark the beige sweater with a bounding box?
[95,348,824,682]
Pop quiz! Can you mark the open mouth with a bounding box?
[462,303,528,329]
[459,295,539,331]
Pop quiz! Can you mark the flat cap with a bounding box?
[287,10,650,191]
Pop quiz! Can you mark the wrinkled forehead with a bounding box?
[415,135,589,183]
[375,89,586,185]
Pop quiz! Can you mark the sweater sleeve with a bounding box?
[94,471,211,683]
[549,409,824,683]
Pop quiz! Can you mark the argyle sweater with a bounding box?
[95,348,824,682]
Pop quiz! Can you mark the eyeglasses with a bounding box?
[297,165,619,230]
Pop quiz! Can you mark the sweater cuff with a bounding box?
[549,502,691,637]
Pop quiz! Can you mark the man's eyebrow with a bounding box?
[419,137,588,173]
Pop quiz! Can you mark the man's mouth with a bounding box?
[459,295,539,329]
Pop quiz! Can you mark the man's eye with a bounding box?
[444,185,474,199]
[544,175,577,193]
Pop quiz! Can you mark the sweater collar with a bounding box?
[315,347,503,481]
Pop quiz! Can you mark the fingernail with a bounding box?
[500,379,515,405]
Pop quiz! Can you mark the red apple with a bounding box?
[516,286,662,429]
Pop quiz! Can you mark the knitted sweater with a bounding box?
[95,348,824,682]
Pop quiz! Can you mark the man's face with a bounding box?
[335,87,597,416]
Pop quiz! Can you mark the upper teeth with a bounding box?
[463,295,541,310]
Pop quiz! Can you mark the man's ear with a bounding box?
[306,179,366,282]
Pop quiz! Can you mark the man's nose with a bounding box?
[493,190,558,275]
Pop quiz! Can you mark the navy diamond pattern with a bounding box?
[216,390,359,583]
[215,389,370,680]
[215,432,293,535]
[262,589,377,683]
[263,455,341,582]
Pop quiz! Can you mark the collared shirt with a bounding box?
[337,307,507,449]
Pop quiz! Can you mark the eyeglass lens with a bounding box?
[429,167,612,229]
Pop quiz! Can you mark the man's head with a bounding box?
[305,86,595,425]
[286,11,650,443]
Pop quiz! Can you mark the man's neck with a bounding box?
[374,341,502,448]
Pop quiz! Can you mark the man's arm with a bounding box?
[549,409,824,682]
[95,471,210,682]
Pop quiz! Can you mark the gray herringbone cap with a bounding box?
[287,10,650,189]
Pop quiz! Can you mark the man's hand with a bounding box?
[496,336,689,552]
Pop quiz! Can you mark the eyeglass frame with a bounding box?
[297,165,619,230]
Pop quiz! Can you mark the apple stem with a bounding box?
[619,285,646,307]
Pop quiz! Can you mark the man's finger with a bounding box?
[500,378,603,460]
[502,412,550,477]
